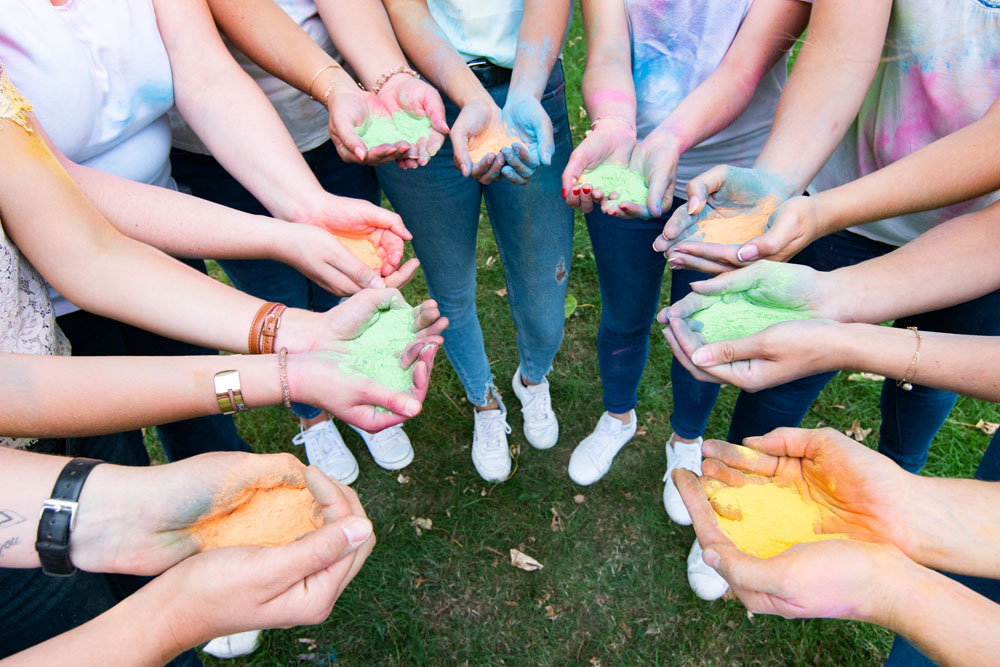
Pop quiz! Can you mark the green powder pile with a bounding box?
[580,164,649,205]
[691,293,810,343]
[346,305,417,394]
[357,112,433,150]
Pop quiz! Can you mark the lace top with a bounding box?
[0,64,71,449]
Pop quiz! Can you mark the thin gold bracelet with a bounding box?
[307,63,343,101]
[896,326,921,391]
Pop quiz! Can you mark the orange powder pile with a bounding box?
[696,195,782,245]
[191,485,323,550]
[705,479,845,558]
[468,125,519,162]
[334,234,382,270]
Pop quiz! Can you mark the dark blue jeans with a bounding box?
[170,140,379,420]
[0,436,201,666]
[376,64,575,404]
[886,429,1000,666]
[585,197,721,435]
[726,230,1000,472]
[57,284,251,461]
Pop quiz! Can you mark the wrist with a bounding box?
[747,162,800,200]
[864,546,926,629]
[67,464,129,573]
[272,307,320,354]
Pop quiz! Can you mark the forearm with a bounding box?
[579,0,636,127]
[753,0,891,192]
[207,0,359,101]
[0,353,283,439]
[508,0,570,99]
[807,96,1000,229]
[317,0,410,89]
[831,202,1000,322]
[833,323,1000,402]
[383,0,491,106]
[657,0,809,155]
[155,0,324,223]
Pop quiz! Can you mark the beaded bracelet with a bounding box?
[896,326,922,391]
[278,347,292,409]
[371,66,419,95]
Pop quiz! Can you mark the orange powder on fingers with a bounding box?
[696,195,782,245]
[706,480,846,558]
[334,234,383,270]
[191,485,323,550]
[468,125,519,162]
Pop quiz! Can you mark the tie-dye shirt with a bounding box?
[628,0,807,198]
[814,0,1000,247]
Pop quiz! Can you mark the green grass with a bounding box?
[191,5,1000,665]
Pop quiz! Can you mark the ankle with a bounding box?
[300,413,328,429]
[475,399,499,413]
[671,433,701,445]
[609,411,632,425]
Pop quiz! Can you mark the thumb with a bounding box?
[689,266,758,296]
[686,165,729,215]
[736,208,801,264]
[534,112,555,166]
[690,335,759,367]
[562,148,590,195]
[644,165,672,220]
[332,111,369,163]
[450,124,473,177]
[260,515,372,583]
[701,543,775,594]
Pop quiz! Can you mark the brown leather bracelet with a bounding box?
[248,302,285,354]
[260,304,287,355]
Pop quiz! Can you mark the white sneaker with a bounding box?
[567,410,637,486]
[292,419,359,484]
[347,424,414,470]
[687,540,729,601]
[202,630,261,658]
[510,367,558,449]
[471,395,512,482]
[663,434,703,525]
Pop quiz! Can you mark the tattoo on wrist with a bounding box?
[0,536,20,559]
[0,509,26,529]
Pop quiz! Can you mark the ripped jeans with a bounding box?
[377,64,574,405]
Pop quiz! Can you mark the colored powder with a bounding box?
[696,195,782,245]
[580,164,649,205]
[346,305,416,394]
[357,111,432,149]
[190,485,322,550]
[690,292,810,343]
[334,234,382,270]
[468,124,519,162]
[706,480,846,559]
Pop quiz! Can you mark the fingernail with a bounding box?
[702,548,721,569]
[582,186,592,195]
[342,517,373,547]
[561,187,566,199]
[572,187,580,196]
[688,197,701,214]
[354,147,366,161]
[692,348,711,365]
[543,152,552,165]
[368,275,386,289]
[738,245,760,262]
[669,259,683,270]
[404,399,421,416]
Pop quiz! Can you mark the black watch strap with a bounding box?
[35,458,103,577]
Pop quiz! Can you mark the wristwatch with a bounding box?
[35,458,103,576]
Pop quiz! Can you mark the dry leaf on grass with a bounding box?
[845,419,873,442]
[574,494,586,504]
[396,473,410,484]
[410,516,432,536]
[545,604,558,619]
[510,548,543,572]
[848,372,885,382]
[550,507,564,533]
[635,425,648,437]
[496,288,508,297]
[485,255,496,267]
[977,419,999,435]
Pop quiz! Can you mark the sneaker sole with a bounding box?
[346,424,415,471]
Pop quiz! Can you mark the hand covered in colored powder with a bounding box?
[328,86,410,165]
[70,451,312,575]
[561,120,636,214]
[653,165,794,274]
[287,289,447,431]
[153,466,374,646]
[376,74,449,168]
[451,98,510,183]
[673,427,922,621]
[498,91,555,185]
[618,127,684,219]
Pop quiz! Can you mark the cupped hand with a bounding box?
[617,128,682,219]
[376,74,449,168]
[328,85,409,165]
[451,98,508,182]
[159,466,375,646]
[561,122,635,214]
[498,92,555,185]
[652,165,794,273]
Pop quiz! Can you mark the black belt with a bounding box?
[24,438,68,456]
[467,59,512,88]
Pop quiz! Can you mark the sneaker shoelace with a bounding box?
[669,439,702,473]
[520,383,553,423]
[477,412,512,451]
[588,414,627,461]
[293,423,352,461]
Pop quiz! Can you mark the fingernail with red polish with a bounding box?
[582,186,592,195]
[572,187,580,196]
[561,187,566,199]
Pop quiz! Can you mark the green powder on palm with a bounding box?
[346,305,416,394]
[691,293,810,343]
[581,164,649,205]
[357,112,432,149]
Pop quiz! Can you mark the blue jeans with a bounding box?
[170,141,380,420]
[376,64,575,405]
[57,291,251,461]
[585,197,720,433]
[726,230,1000,471]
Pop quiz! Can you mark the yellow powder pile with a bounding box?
[696,195,782,245]
[334,234,383,270]
[468,124,519,162]
[705,479,845,558]
[191,485,323,550]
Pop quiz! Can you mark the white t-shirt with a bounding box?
[627,0,808,199]
[170,0,340,154]
[0,0,176,316]
[427,0,525,69]
[813,0,1000,246]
